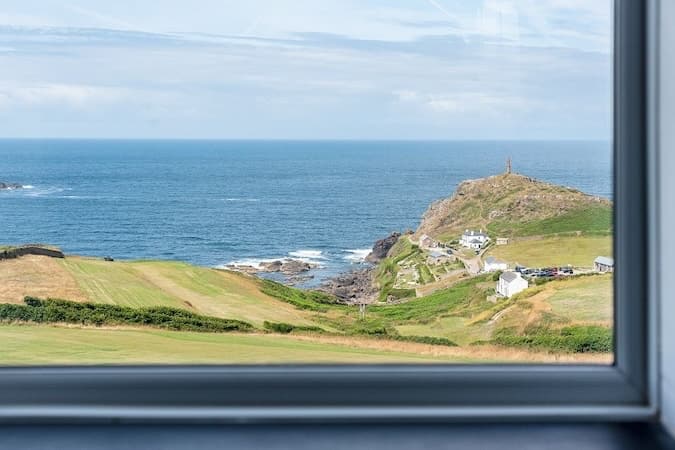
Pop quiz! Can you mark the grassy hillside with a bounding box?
[0,248,613,362]
[395,274,612,351]
[0,256,324,328]
[416,173,612,241]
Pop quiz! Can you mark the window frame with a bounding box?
[0,0,657,423]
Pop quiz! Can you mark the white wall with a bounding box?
[659,0,675,436]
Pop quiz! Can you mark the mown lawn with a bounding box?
[0,324,461,365]
[486,235,612,268]
[60,258,322,327]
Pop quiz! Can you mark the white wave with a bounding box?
[288,250,326,260]
[223,198,260,202]
[343,249,372,263]
[23,186,66,197]
[219,258,282,270]
[22,185,34,189]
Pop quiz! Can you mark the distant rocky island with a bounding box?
[0,182,23,191]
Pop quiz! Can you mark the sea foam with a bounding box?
[288,250,326,260]
[343,249,371,263]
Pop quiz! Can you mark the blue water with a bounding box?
[0,140,611,285]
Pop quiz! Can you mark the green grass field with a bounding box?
[547,275,613,323]
[0,324,469,365]
[391,274,612,347]
[0,253,613,362]
[486,236,612,268]
[60,258,321,327]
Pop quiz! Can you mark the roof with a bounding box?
[594,256,614,266]
[500,271,520,283]
[470,239,482,244]
[486,256,505,265]
[463,230,487,238]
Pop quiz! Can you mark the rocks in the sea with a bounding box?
[259,260,284,272]
[231,259,316,276]
[279,259,314,275]
[0,182,23,191]
[320,268,377,303]
[259,259,315,275]
[365,232,402,263]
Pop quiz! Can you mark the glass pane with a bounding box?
[0,0,613,364]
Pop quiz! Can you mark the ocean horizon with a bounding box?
[0,139,612,286]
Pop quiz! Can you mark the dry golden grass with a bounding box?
[286,334,612,364]
[0,255,87,303]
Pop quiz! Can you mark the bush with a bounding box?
[393,335,458,347]
[0,297,253,333]
[493,325,612,353]
[259,280,340,311]
[263,321,324,334]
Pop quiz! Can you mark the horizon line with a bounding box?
[0,137,612,142]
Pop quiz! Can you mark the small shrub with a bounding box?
[263,321,324,334]
[493,325,612,353]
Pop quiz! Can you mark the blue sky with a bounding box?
[0,0,612,139]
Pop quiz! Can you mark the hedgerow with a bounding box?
[0,297,253,333]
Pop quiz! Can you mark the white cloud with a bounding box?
[394,89,531,114]
[0,83,130,109]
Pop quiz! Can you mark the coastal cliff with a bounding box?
[415,173,612,240]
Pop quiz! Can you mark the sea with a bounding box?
[0,140,612,286]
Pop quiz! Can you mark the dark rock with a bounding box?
[366,232,402,263]
[319,268,377,303]
[0,245,64,260]
[280,259,313,275]
[0,182,23,191]
[259,260,284,272]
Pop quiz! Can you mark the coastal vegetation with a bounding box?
[0,297,253,333]
[0,172,614,364]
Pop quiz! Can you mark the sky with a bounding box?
[0,0,612,140]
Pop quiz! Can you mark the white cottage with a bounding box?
[496,271,528,298]
[484,256,508,272]
[594,256,614,273]
[460,229,489,249]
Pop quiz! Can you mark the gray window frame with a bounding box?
[0,0,657,423]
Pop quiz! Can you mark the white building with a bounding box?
[496,271,529,298]
[594,256,614,273]
[484,256,508,272]
[460,229,489,249]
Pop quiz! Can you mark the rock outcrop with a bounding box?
[319,268,377,303]
[231,259,316,276]
[366,232,402,263]
[0,182,23,191]
[0,245,64,261]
